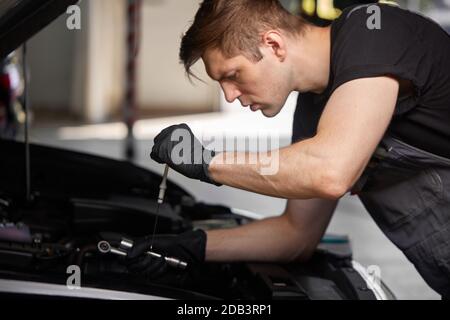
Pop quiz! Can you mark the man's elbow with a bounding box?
[285,242,317,263]
[295,247,316,263]
[313,167,349,200]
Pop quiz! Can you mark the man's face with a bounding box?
[202,47,292,118]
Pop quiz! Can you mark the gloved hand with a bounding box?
[124,230,207,278]
[150,123,221,186]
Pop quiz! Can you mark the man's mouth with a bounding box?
[250,104,261,112]
[241,101,262,112]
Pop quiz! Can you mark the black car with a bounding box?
[0,0,394,300]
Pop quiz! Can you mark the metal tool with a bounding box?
[158,164,170,205]
[23,44,31,202]
[98,238,187,270]
[121,238,187,270]
[149,164,169,251]
[97,166,188,270]
[146,251,188,270]
[97,240,128,257]
[148,166,188,269]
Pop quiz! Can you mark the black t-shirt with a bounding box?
[292,3,450,159]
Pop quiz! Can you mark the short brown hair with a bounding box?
[179,0,308,80]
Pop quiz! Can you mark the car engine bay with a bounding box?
[0,139,382,300]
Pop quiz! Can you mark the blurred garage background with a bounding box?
[3,0,449,299]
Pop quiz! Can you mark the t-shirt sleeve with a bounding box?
[292,101,308,144]
[292,93,328,143]
[331,4,425,108]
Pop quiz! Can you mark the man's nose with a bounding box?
[221,82,241,103]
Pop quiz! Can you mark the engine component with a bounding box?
[97,240,127,257]
[0,221,31,243]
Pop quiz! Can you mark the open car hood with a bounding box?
[0,139,193,206]
[0,0,78,59]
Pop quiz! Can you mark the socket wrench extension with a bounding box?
[97,166,188,270]
[120,238,188,270]
[97,239,188,270]
[97,240,127,257]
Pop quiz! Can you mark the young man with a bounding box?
[125,0,450,297]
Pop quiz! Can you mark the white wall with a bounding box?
[28,0,219,122]
[81,0,126,122]
[27,0,126,122]
[138,0,219,112]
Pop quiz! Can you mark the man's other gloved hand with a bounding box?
[125,230,207,278]
[150,123,221,186]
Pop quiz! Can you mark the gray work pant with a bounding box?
[351,135,450,298]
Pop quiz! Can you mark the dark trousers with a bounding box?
[352,135,450,297]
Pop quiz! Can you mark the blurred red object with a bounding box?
[0,52,23,139]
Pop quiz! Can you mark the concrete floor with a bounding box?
[23,109,441,300]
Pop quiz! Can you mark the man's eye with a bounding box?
[228,73,238,81]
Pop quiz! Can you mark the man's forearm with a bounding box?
[208,138,344,200]
[205,215,309,263]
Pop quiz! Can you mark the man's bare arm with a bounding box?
[205,198,337,262]
[209,77,400,200]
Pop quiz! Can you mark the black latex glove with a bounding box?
[150,123,221,186]
[125,230,207,278]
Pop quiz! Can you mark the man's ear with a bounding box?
[261,30,287,62]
